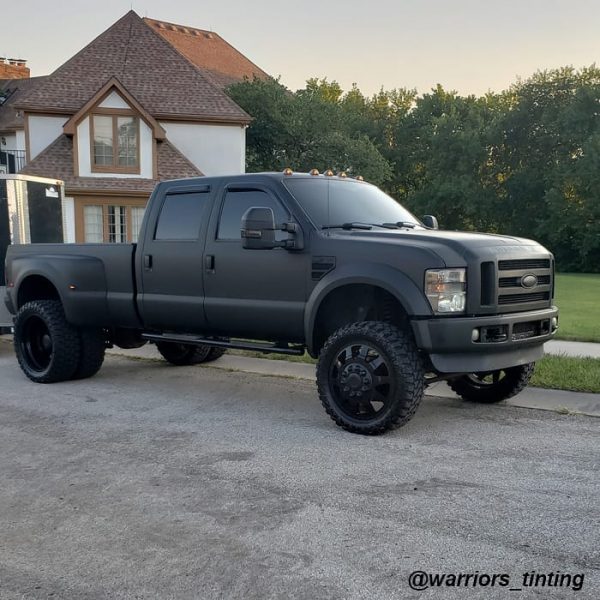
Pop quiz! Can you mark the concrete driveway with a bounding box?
[1,340,599,599]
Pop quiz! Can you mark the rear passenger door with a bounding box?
[138,184,212,332]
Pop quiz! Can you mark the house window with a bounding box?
[108,205,127,243]
[80,201,146,243]
[91,113,140,173]
[83,205,104,243]
[131,207,145,243]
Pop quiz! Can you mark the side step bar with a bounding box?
[141,332,306,356]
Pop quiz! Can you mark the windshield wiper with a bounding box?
[321,222,373,230]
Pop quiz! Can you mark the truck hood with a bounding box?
[323,228,550,265]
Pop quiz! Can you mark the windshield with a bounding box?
[283,178,420,229]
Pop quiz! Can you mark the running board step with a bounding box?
[141,333,306,356]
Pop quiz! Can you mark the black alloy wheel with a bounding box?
[13,300,80,383]
[317,321,424,434]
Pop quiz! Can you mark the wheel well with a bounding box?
[312,284,409,356]
[17,276,60,309]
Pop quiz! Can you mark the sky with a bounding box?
[2,0,600,96]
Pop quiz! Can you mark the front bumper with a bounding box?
[411,306,558,373]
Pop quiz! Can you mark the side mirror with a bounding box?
[422,215,439,230]
[241,207,277,250]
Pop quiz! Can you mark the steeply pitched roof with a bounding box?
[143,17,269,89]
[20,135,202,194]
[62,77,166,139]
[0,76,46,132]
[16,11,250,124]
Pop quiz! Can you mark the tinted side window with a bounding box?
[155,192,209,241]
[217,189,288,240]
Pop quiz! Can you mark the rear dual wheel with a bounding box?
[14,300,105,383]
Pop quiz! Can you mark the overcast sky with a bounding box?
[3,0,599,96]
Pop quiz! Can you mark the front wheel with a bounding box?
[316,321,424,435]
[448,363,535,403]
[13,300,81,383]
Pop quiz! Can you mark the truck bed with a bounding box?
[5,243,140,328]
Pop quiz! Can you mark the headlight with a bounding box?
[425,268,467,314]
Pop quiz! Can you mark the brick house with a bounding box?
[1,10,267,243]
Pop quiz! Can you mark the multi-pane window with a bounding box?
[80,202,146,243]
[131,207,145,243]
[108,205,127,243]
[92,114,139,172]
[83,205,103,243]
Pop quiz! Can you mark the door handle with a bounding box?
[144,254,152,269]
[205,254,215,272]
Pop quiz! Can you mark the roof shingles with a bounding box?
[20,135,202,193]
[16,11,250,123]
[143,17,268,89]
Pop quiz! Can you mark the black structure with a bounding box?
[0,175,64,331]
[4,172,558,434]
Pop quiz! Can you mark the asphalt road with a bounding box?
[1,339,599,599]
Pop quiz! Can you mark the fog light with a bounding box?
[551,317,558,331]
[471,328,480,342]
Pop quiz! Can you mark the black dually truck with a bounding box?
[4,171,559,434]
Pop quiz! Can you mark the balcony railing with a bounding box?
[0,149,26,173]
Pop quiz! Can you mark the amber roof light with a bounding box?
[309,169,320,176]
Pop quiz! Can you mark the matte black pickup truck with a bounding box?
[4,171,559,434]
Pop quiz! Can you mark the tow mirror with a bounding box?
[241,207,277,249]
[422,215,439,230]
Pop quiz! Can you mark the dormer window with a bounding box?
[91,112,140,173]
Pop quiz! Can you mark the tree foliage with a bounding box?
[228,67,600,272]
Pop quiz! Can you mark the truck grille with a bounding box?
[499,275,551,288]
[498,259,550,270]
[481,257,554,312]
[498,292,550,305]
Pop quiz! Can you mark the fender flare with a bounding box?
[304,262,432,355]
[12,255,109,326]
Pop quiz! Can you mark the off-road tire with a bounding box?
[156,342,212,366]
[204,347,226,362]
[73,328,105,380]
[448,363,535,403]
[14,300,80,383]
[316,321,425,435]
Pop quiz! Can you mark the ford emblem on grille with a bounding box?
[521,274,538,288]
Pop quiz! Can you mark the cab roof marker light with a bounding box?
[283,167,293,176]
[309,169,320,176]
[355,175,364,181]
[338,171,347,178]
[324,169,334,176]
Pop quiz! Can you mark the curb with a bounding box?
[106,345,600,419]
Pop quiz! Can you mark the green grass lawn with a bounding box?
[531,355,600,394]
[554,273,600,342]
